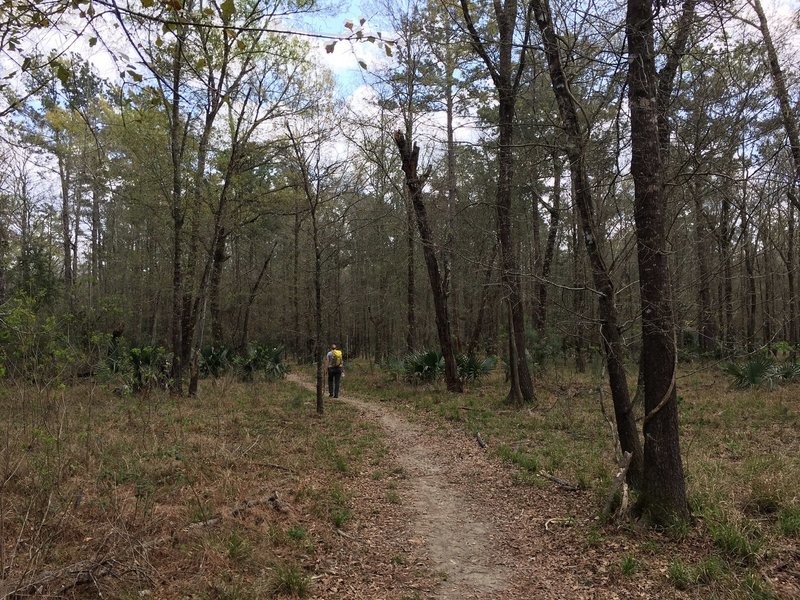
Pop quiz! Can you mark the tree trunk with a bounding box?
[405,185,416,353]
[533,151,562,332]
[693,187,715,353]
[209,227,228,347]
[240,243,276,350]
[467,243,497,356]
[626,0,689,523]
[168,34,186,394]
[58,153,72,287]
[750,0,800,211]
[460,0,535,404]
[533,0,643,486]
[788,194,798,350]
[498,94,536,404]
[394,131,463,393]
[721,196,735,352]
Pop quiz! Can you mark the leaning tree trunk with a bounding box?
[751,0,800,212]
[533,0,644,487]
[394,131,463,393]
[626,0,690,524]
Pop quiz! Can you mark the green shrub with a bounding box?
[403,350,443,383]
[234,344,289,381]
[723,356,775,388]
[456,354,497,382]
[200,345,233,378]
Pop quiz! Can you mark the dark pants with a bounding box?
[327,367,342,397]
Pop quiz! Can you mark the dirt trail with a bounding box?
[289,374,508,598]
[287,375,694,600]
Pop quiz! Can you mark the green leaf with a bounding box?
[344,20,353,30]
[129,70,143,82]
[155,36,163,47]
[325,42,336,54]
[56,63,70,86]
[195,58,207,70]
[141,0,154,7]
[220,0,235,21]
[359,17,366,26]
[358,60,367,70]
[384,44,392,57]
[88,36,97,47]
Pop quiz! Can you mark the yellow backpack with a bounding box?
[332,349,343,367]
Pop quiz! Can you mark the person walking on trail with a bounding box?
[326,343,344,398]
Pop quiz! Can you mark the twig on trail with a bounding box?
[544,517,573,531]
[476,432,488,448]
[240,435,261,458]
[255,461,298,474]
[0,557,120,598]
[336,528,357,540]
[538,470,579,491]
[603,451,633,520]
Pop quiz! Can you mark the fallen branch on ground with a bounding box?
[538,470,580,491]
[476,432,488,448]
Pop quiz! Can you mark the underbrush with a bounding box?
[341,358,799,599]
[0,378,385,597]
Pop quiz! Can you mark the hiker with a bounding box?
[325,343,344,398]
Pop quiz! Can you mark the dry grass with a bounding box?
[1,359,798,599]
[0,376,390,598]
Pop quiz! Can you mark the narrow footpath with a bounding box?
[288,374,685,600]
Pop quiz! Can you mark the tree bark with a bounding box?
[394,131,463,393]
[168,33,186,394]
[532,0,643,486]
[750,0,800,211]
[693,185,715,353]
[533,151,562,332]
[626,0,689,523]
[460,0,536,404]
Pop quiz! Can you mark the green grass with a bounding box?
[269,562,310,597]
[778,504,800,536]
[620,554,638,576]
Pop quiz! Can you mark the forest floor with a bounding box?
[286,369,799,600]
[0,363,798,599]
[287,372,681,599]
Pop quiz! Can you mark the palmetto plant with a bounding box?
[722,355,800,388]
[403,350,443,383]
[200,346,232,378]
[456,354,497,382]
